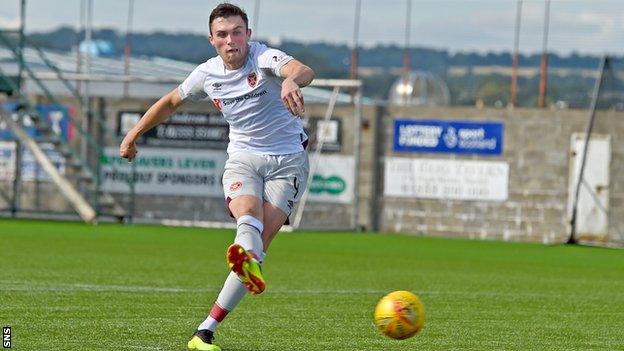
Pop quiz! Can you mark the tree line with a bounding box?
[27,27,623,108]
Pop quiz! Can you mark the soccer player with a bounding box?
[118,3,314,351]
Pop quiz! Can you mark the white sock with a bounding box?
[196,217,265,333]
[235,215,264,259]
[198,316,219,332]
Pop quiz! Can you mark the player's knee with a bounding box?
[230,196,263,219]
[237,214,264,234]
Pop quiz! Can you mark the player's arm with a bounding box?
[119,88,184,161]
[280,59,315,116]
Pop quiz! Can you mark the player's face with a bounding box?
[209,15,251,70]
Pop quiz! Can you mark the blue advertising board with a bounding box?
[0,103,72,141]
[393,119,504,155]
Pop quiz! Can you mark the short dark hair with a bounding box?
[209,3,249,33]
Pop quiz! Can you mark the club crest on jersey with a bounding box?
[212,98,222,111]
[247,72,258,88]
[229,181,242,192]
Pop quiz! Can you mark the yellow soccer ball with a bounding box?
[373,290,425,340]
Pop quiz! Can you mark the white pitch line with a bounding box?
[1,281,623,300]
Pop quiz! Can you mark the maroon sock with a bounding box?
[209,303,229,322]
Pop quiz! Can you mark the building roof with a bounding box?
[0,45,368,104]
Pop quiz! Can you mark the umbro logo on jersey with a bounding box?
[272,54,285,62]
[212,82,222,91]
[247,72,258,88]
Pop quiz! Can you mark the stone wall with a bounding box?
[375,106,624,244]
[3,93,623,244]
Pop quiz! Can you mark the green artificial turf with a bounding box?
[1,219,623,350]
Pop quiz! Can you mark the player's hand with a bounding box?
[281,78,305,116]
[119,135,138,162]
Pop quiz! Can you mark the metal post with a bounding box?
[11,0,27,217]
[402,0,412,105]
[82,0,93,163]
[128,158,136,224]
[292,87,341,230]
[16,0,26,91]
[369,105,386,232]
[76,0,85,92]
[538,0,550,108]
[568,56,608,245]
[94,97,106,216]
[11,131,22,217]
[352,85,363,231]
[123,0,134,97]
[350,0,361,81]
[511,0,522,107]
[252,0,260,36]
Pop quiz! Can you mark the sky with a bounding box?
[1,0,623,55]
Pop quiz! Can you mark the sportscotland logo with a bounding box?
[443,127,458,148]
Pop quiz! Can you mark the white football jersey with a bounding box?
[178,42,308,155]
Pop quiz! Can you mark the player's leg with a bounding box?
[226,195,266,294]
[262,150,310,251]
[221,153,268,294]
[189,156,265,350]
[261,201,288,252]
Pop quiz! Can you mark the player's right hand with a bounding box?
[119,136,138,162]
[281,77,305,116]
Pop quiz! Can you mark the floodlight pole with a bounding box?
[10,0,27,217]
[350,0,361,81]
[402,0,412,105]
[16,0,26,90]
[123,0,134,97]
[568,56,608,245]
[538,0,550,108]
[510,0,522,107]
[253,0,260,37]
[81,0,93,164]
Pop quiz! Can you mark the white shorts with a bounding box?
[222,151,309,216]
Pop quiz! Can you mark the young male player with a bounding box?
[119,3,314,351]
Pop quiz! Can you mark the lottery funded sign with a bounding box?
[393,119,503,155]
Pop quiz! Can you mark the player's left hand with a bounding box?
[281,78,305,116]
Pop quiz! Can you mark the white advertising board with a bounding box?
[385,157,508,201]
[309,154,354,204]
[102,148,355,202]
[101,147,227,197]
[0,141,65,181]
[0,141,15,181]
